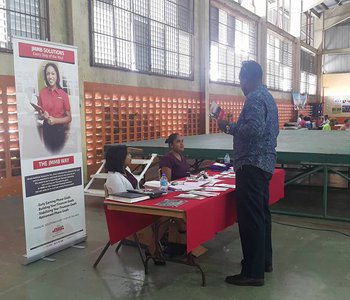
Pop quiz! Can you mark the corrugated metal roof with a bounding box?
[313,0,350,14]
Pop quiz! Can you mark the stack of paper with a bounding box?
[144,180,160,189]
[169,181,207,191]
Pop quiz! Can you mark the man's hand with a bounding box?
[47,116,56,125]
[43,111,50,120]
[218,119,229,132]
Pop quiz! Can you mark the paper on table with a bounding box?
[206,179,222,184]
[174,193,205,200]
[220,170,235,175]
[190,190,220,197]
[221,174,236,178]
[215,183,236,189]
[169,181,208,191]
[156,199,187,207]
[203,186,228,192]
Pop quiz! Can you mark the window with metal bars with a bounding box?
[0,0,48,51]
[90,0,194,78]
[267,0,291,33]
[209,5,257,84]
[301,11,314,47]
[300,49,317,95]
[266,30,293,91]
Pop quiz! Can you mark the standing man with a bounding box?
[218,61,279,287]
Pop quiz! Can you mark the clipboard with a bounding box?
[30,102,44,114]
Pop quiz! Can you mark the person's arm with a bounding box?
[233,95,267,139]
[161,167,172,181]
[47,111,72,125]
[106,173,127,194]
[37,91,49,120]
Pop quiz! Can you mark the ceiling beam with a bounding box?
[321,2,329,9]
[302,0,324,12]
[323,47,350,55]
[310,8,321,18]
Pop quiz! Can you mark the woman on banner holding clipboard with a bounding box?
[34,62,72,152]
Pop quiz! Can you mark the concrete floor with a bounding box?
[1,174,350,299]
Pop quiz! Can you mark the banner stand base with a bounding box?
[22,235,87,265]
[42,257,56,262]
[72,245,85,249]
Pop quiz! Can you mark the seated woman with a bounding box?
[105,145,139,194]
[304,116,313,130]
[159,133,189,246]
[105,145,166,260]
[340,119,350,131]
[159,133,190,181]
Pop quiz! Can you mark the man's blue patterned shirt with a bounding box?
[228,85,279,174]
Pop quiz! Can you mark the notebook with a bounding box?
[107,192,150,203]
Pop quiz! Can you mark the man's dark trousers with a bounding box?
[235,165,273,279]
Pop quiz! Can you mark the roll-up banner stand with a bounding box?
[12,37,86,264]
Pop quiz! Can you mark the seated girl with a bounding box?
[104,145,166,261]
[159,133,190,181]
[105,145,139,194]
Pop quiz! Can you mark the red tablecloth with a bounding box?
[104,169,285,253]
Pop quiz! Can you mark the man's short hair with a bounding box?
[239,60,263,82]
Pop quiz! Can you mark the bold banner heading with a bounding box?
[19,42,75,64]
[33,156,75,170]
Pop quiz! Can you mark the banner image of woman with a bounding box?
[37,62,72,153]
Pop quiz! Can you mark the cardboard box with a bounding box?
[126,225,154,247]
[168,222,207,257]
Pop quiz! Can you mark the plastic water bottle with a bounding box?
[160,173,168,193]
[224,153,230,164]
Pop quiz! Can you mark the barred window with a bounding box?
[266,30,293,91]
[91,0,194,78]
[0,0,48,50]
[301,11,314,47]
[210,5,257,84]
[267,0,291,33]
[300,49,317,95]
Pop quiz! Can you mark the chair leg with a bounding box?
[93,241,111,268]
[115,240,123,253]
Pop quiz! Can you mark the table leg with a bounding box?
[323,166,328,218]
[115,241,123,253]
[93,241,111,268]
[187,254,206,287]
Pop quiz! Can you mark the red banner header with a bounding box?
[19,42,75,64]
[33,156,75,170]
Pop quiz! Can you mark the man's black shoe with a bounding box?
[265,265,273,273]
[241,259,273,273]
[225,274,264,286]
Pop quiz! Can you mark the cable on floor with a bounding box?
[272,220,350,238]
